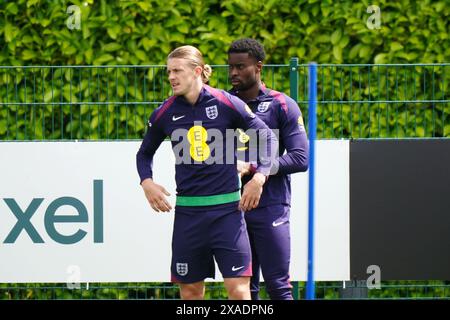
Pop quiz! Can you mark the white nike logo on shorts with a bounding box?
[231,265,245,272]
[272,221,285,227]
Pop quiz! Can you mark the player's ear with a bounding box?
[256,61,263,74]
[194,65,203,77]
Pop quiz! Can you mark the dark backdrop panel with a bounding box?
[350,139,450,280]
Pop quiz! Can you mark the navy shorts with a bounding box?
[170,201,252,283]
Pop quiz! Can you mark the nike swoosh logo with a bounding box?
[231,265,245,272]
[272,221,285,227]
[172,115,185,121]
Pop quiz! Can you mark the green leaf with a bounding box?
[22,50,37,60]
[63,45,78,55]
[84,49,93,63]
[349,44,362,59]
[32,34,43,45]
[44,90,60,103]
[22,35,33,44]
[416,127,425,137]
[315,35,330,43]
[103,43,122,52]
[117,85,125,98]
[374,53,388,64]
[434,2,446,12]
[297,47,306,58]
[137,1,151,12]
[27,0,40,7]
[300,12,309,25]
[107,25,121,40]
[321,5,331,17]
[338,35,350,48]
[142,38,156,51]
[359,45,371,58]
[331,29,342,45]
[135,50,147,61]
[91,116,98,129]
[306,25,318,35]
[406,52,419,61]
[390,42,404,52]
[444,124,450,137]
[6,3,19,15]
[0,121,6,135]
[260,29,272,40]
[93,54,114,65]
[41,19,51,27]
[333,46,342,61]
[311,3,319,16]
[346,17,361,25]
[4,23,14,42]
[177,23,189,34]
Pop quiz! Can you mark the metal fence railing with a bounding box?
[1,281,449,300]
[0,62,448,141]
[291,61,449,138]
[0,62,449,300]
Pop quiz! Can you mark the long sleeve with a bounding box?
[272,95,309,175]
[136,111,167,184]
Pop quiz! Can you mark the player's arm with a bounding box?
[272,95,309,175]
[228,93,279,211]
[237,159,251,177]
[136,110,172,213]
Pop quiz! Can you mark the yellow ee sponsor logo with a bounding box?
[187,125,210,161]
[238,128,250,144]
[237,128,250,151]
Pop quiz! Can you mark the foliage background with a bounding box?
[1,0,449,65]
[0,0,449,140]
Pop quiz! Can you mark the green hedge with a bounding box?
[0,0,448,140]
[1,0,449,140]
[1,0,449,65]
[2,281,449,300]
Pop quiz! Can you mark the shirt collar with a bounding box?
[229,83,269,103]
[176,85,208,106]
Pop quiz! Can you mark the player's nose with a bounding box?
[229,67,239,77]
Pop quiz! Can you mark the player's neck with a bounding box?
[184,80,203,105]
[236,81,262,103]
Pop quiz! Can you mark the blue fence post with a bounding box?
[306,62,317,300]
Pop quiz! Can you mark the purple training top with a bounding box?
[136,84,278,197]
[231,84,309,207]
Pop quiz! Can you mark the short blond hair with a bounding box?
[168,45,212,83]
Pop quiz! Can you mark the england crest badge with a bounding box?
[206,105,218,119]
[257,101,271,113]
[176,263,188,276]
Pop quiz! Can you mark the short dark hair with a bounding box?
[228,38,266,62]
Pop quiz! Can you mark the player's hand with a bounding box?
[239,173,266,211]
[141,178,172,213]
[237,160,251,178]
